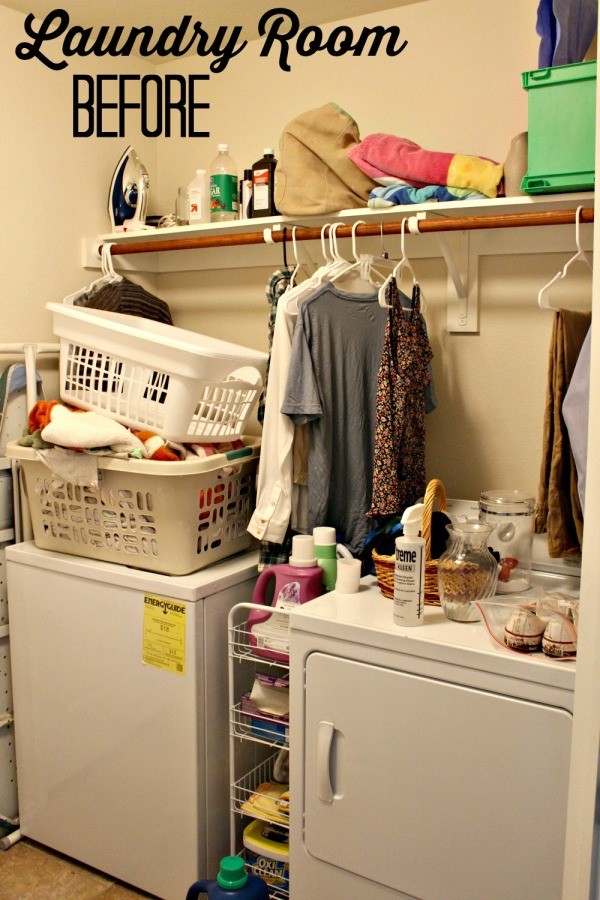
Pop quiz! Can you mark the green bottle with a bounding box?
[313,526,348,592]
[210,143,238,222]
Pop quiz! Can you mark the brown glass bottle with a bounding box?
[251,148,279,217]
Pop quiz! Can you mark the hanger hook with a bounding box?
[287,226,302,288]
[108,243,117,278]
[380,223,389,259]
[328,223,336,259]
[100,242,109,276]
[330,222,343,261]
[321,224,333,263]
[575,206,584,253]
[400,218,408,259]
[351,220,366,263]
[101,242,117,278]
[282,226,288,269]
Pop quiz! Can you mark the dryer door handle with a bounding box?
[316,720,335,804]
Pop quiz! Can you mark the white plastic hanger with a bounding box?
[378,219,420,309]
[102,242,121,281]
[288,226,302,288]
[63,242,122,306]
[286,225,315,289]
[538,206,592,310]
[309,223,335,283]
[329,220,365,283]
[329,222,345,265]
[316,224,341,278]
[317,222,350,282]
[320,223,334,265]
[330,221,389,288]
[283,225,334,317]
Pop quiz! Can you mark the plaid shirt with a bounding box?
[257,267,294,425]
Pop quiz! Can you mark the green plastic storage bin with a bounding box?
[521,60,596,194]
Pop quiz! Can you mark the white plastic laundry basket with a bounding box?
[7,439,260,575]
[46,302,268,441]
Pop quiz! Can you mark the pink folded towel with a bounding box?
[348,133,503,199]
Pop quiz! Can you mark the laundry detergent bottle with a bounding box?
[186,856,269,899]
[247,535,324,663]
[313,525,354,592]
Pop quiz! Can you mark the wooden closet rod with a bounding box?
[108,206,594,256]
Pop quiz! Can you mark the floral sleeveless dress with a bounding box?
[369,278,433,518]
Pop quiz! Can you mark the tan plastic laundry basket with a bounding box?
[7,439,260,575]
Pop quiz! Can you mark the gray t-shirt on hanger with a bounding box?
[281,283,387,555]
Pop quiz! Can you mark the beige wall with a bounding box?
[1,0,594,500]
[0,7,160,327]
[0,4,165,391]
[156,0,538,209]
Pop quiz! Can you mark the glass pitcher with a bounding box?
[438,522,499,622]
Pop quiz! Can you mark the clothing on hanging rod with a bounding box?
[103,207,595,256]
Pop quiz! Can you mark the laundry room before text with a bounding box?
[14,7,408,72]
[14,7,409,137]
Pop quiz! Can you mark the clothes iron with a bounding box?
[108,146,149,231]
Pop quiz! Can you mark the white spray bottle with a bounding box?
[394,503,426,627]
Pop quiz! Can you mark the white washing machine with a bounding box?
[289,568,579,900]
[6,541,259,900]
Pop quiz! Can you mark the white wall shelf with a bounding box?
[85,192,594,260]
[83,192,594,333]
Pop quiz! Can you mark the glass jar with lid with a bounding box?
[479,490,535,593]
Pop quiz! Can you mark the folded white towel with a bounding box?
[40,404,145,455]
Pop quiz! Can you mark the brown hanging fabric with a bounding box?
[369,278,433,518]
[535,308,591,557]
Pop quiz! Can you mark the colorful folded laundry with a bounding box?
[368,183,488,208]
[348,133,504,199]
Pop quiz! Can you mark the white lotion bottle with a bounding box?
[393,503,426,627]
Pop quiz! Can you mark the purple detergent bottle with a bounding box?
[247,534,324,663]
[186,856,269,900]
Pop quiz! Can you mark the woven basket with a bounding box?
[373,479,448,605]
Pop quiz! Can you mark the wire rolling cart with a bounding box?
[228,603,291,900]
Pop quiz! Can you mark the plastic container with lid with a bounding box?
[313,526,353,592]
[479,489,536,593]
[246,534,324,662]
[243,819,290,891]
[521,60,596,194]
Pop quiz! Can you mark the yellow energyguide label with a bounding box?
[142,593,186,675]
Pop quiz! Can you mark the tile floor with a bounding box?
[0,837,157,899]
